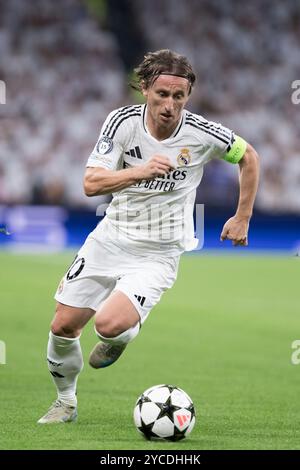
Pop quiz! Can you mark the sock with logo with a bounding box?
[47,331,83,407]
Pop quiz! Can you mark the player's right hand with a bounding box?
[136,155,175,180]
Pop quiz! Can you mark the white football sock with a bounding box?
[94,322,140,345]
[47,331,83,407]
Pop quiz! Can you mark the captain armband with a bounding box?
[222,135,247,164]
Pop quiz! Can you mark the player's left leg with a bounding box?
[89,254,180,369]
[89,290,140,368]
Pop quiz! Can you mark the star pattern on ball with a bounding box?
[165,385,177,393]
[156,395,181,422]
[138,394,152,406]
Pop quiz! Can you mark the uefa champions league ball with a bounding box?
[133,384,196,441]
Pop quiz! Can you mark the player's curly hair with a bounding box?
[131,49,196,95]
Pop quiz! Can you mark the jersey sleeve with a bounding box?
[86,110,125,170]
[188,114,247,164]
[209,122,247,164]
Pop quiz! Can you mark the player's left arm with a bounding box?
[220,142,260,246]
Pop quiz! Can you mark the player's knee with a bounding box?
[50,319,80,338]
[94,317,125,339]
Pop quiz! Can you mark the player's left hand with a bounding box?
[220,215,249,246]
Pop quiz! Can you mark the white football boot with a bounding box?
[37,400,77,424]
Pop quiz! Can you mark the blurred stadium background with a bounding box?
[1,0,299,451]
[0,0,299,252]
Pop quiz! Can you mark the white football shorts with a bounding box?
[55,230,180,324]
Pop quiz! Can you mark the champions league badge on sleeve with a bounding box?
[96,136,113,155]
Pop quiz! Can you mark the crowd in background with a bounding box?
[0,0,299,213]
[0,0,125,208]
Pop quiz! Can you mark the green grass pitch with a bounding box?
[0,251,299,450]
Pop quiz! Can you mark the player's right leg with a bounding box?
[38,302,94,424]
[38,232,119,423]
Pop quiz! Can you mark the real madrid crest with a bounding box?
[177,148,191,166]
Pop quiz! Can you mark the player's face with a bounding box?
[142,75,190,136]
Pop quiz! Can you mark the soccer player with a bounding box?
[38,49,259,423]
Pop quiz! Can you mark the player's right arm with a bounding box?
[84,156,174,196]
[84,108,174,196]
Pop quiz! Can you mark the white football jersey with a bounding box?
[86,104,246,255]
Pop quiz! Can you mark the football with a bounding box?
[133,384,196,441]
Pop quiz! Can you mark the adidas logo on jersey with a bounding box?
[134,294,146,306]
[125,146,142,159]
